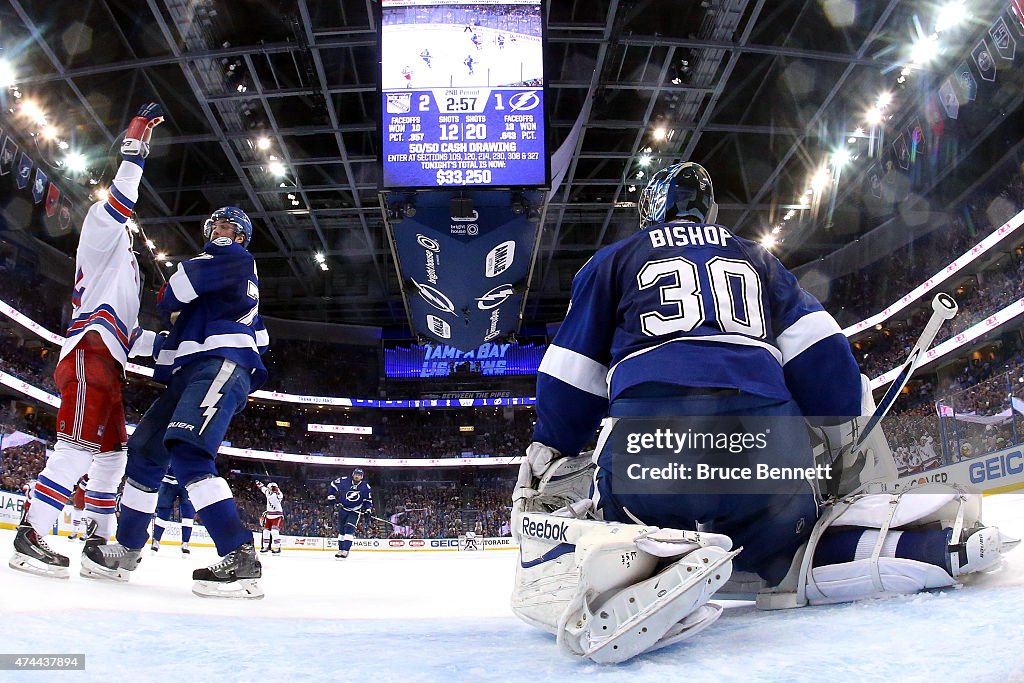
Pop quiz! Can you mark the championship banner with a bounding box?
[31,167,48,204]
[971,38,997,82]
[45,182,60,217]
[953,61,977,102]
[989,16,1016,60]
[0,136,19,176]
[15,151,32,189]
[59,196,73,229]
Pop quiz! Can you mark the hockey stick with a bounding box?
[854,292,958,451]
[827,293,958,498]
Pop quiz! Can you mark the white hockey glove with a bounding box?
[513,443,596,514]
[513,442,559,508]
[121,103,164,159]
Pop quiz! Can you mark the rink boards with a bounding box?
[0,490,516,551]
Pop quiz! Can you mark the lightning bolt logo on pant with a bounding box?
[199,360,236,434]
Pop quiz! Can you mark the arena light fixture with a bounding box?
[910,34,939,65]
[145,239,156,250]
[865,106,884,126]
[810,168,831,193]
[638,153,652,166]
[156,251,167,261]
[760,234,777,249]
[164,261,173,268]
[314,252,326,264]
[0,59,15,88]
[256,136,271,151]
[268,160,287,176]
[319,262,329,272]
[63,152,88,173]
[652,127,667,141]
[935,1,968,33]
[19,99,47,126]
[875,91,893,108]
[831,148,852,168]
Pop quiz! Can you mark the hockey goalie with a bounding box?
[509,163,1018,664]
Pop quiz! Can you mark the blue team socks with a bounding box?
[815,528,953,574]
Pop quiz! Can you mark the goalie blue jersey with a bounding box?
[156,238,269,389]
[534,221,861,457]
[328,477,373,512]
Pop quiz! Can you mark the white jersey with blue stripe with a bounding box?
[156,238,269,388]
[533,220,862,457]
[59,159,147,368]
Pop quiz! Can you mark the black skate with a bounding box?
[82,518,107,551]
[8,515,70,579]
[181,543,190,556]
[192,543,263,599]
[81,542,142,582]
[150,540,160,552]
[259,545,270,554]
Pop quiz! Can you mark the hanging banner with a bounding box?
[938,78,960,119]
[15,151,33,190]
[59,196,73,229]
[989,16,1016,60]
[45,182,60,217]
[971,38,997,82]
[31,167,48,204]
[0,136,18,175]
[954,61,977,102]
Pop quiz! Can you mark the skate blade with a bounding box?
[79,556,132,582]
[647,604,724,654]
[192,579,264,600]
[8,553,70,579]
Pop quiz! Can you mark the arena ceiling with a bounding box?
[2,0,1020,327]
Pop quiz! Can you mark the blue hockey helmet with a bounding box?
[638,162,718,229]
[203,206,253,248]
[352,468,365,478]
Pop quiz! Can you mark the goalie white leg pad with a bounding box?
[512,511,735,663]
[757,483,1018,609]
[561,545,737,663]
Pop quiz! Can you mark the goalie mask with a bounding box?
[203,206,253,249]
[638,162,718,229]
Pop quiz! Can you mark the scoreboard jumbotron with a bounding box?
[379,0,548,189]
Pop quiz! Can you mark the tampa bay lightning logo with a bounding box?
[412,279,455,313]
[509,92,541,111]
[476,283,514,310]
[345,491,361,502]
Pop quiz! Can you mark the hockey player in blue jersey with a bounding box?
[420,48,432,68]
[83,206,270,599]
[327,468,372,559]
[510,162,1018,663]
[149,465,196,556]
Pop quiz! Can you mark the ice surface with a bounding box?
[3,495,1024,682]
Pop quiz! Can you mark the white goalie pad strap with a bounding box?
[805,558,955,604]
[758,483,982,610]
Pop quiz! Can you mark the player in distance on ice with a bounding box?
[9,103,165,579]
[256,481,284,555]
[149,465,196,556]
[81,191,270,598]
[511,162,1019,664]
[327,468,372,559]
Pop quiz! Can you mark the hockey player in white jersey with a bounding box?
[9,102,164,579]
[511,162,1018,663]
[256,481,284,555]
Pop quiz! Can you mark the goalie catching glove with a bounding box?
[512,507,737,664]
[121,102,164,159]
[513,442,596,514]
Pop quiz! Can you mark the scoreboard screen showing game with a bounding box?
[380,0,547,189]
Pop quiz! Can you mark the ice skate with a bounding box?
[81,542,142,581]
[192,543,263,599]
[150,540,160,552]
[8,515,70,579]
[82,518,107,551]
[181,543,190,556]
[335,549,349,560]
[951,524,1021,577]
